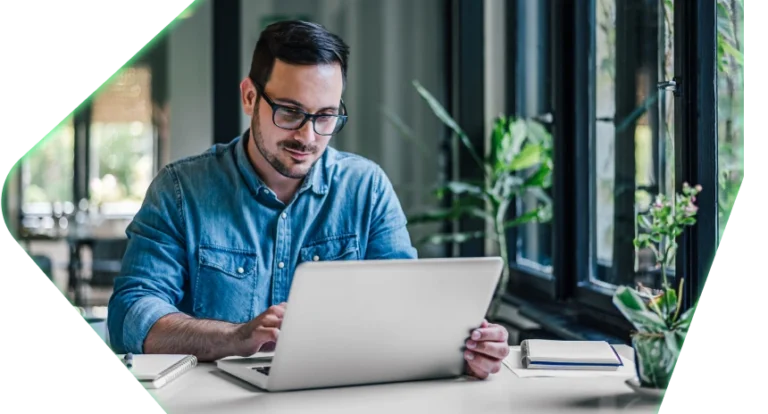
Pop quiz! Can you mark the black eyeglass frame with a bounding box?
[254,82,349,136]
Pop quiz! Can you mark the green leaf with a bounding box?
[652,287,678,321]
[721,39,744,66]
[508,144,543,171]
[672,305,697,330]
[663,330,684,359]
[435,181,488,201]
[503,208,543,229]
[665,244,677,267]
[523,162,553,189]
[638,215,653,230]
[412,80,485,172]
[497,174,525,200]
[510,119,528,156]
[490,116,509,168]
[633,237,651,250]
[526,120,551,148]
[612,286,668,332]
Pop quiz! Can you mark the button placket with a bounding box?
[272,207,292,303]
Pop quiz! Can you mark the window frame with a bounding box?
[495,0,720,338]
[571,0,719,325]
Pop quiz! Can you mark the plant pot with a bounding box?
[631,333,678,390]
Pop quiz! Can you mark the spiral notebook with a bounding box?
[118,354,198,389]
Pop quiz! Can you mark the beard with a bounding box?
[251,112,320,179]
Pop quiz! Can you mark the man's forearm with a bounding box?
[144,313,243,362]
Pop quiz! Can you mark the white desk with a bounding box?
[149,345,662,413]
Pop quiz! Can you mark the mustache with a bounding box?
[279,140,317,153]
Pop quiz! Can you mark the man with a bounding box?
[107,20,509,380]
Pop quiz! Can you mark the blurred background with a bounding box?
[1,0,743,345]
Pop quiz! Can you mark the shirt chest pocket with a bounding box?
[194,245,258,323]
[299,234,361,263]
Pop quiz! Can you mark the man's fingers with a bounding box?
[464,351,500,379]
[469,324,508,343]
[260,313,283,328]
[267,304,286,318]
[256,326,280,344]
[465,339,510,360]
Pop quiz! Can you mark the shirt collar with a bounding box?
[234,129,329,197]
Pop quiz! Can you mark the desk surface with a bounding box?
[149,345,663,414]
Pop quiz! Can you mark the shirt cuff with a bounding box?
[122,296,180,354]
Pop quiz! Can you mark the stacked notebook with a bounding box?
[520,339,623,371]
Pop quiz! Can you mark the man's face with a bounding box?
[241,60,344,179]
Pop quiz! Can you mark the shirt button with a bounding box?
[278,262,285,269]
[281,212,287,219]
[237,267,244,274]
[262,188,269,194]
[313,256,319,261]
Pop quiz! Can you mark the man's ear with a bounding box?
[240,77,258,117]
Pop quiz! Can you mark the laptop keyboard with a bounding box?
[252,366,271,376]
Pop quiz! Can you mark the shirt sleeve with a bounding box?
[107,165,188,354]
[365,166,419,260]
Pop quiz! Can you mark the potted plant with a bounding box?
[612,182,702,390]
[385,80,554,320]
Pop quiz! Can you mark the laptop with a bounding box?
[215,256,504,392]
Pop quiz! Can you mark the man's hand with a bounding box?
[464,320,509,379]
[232,302,287,356]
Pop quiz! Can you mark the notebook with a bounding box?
[520,339,623,371]
[117,354,198,389]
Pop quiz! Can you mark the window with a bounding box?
[16,62,161,238]
[19,117,76,237]
[716,0,743,241]
[503,0,558,302]
[489,0,725,339]
[89,65,156,217]
[590,0,677,292]
[512,0,554,276]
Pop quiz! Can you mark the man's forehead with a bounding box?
[266,60,343,109]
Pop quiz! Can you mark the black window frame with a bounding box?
[455,0,722,340]
[569,0,719,331]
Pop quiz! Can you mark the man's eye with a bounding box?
[278,109,303,121]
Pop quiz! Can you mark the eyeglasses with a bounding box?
[255,83,348,136]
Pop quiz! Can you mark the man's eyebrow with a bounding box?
[273,97,339,113]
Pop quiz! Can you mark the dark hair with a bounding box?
[248,20,350,90]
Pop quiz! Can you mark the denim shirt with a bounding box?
[107,130,418,354]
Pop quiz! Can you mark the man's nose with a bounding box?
[294,120,317,144]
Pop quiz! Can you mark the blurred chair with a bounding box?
[71,238,129,307]
[89,238,128,287]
